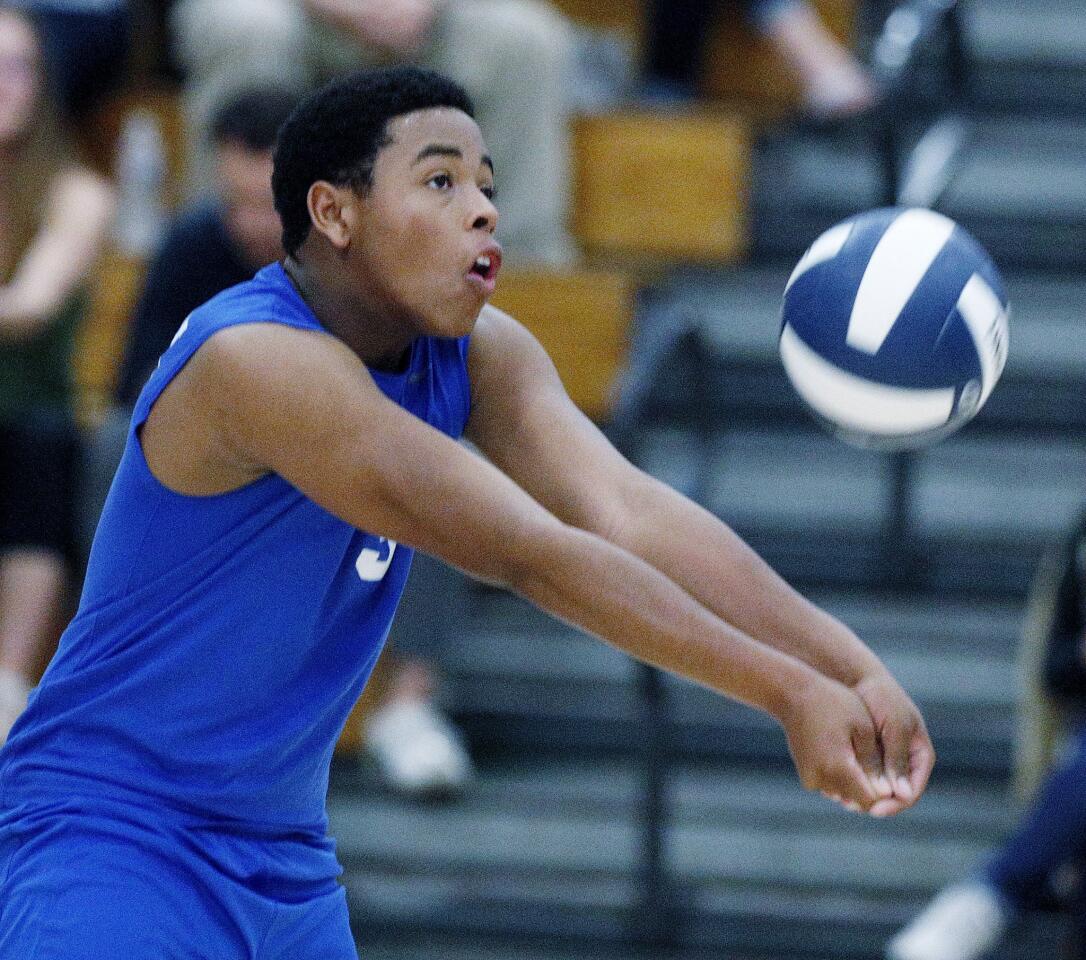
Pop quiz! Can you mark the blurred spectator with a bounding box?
[644,0,877,120]
[886,511,1086,960]
[84,83,474,799]
[82,84,300,558]
[0,2,114,741]
[114,85,300,412]
[7,0,132,121]
[170,0,576,266]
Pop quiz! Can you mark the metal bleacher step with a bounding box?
[938,119,1086,270]
[752,117,1086,269]
[965,0,1086,115]
[641,266,1086,432]
[439,587,1020,778]
[631,419,1082,595]
[329,758,1067,959]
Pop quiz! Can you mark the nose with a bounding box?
[469,188,498,234]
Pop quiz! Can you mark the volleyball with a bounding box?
[779,207,1009,450]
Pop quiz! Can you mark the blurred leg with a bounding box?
[754,0,876,117]
[366,552,474,797]
[169,0,310,197]
[0,549,65,682]
[985,728,1086,910]
[427,0,577,266]
[644,0,718,89]
[0,418,77,740]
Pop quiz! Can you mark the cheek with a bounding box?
[370,210,443,283]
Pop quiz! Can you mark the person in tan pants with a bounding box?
[171,0,577,266]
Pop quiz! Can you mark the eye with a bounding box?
[480,184,496,201]
[427,172,452,190]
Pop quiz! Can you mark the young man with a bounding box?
[0,67,933,957]
[90,81,476,798]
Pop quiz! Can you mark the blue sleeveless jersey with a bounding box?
[0,263,471,852]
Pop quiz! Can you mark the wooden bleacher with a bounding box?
[551,0,857,116]
[573,110,750,265]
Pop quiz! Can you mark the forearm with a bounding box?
[508,518,822,720]
[614,476,887,687]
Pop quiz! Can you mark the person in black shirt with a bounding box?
[113,86,299,407]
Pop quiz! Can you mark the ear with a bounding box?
[306,181,355,251]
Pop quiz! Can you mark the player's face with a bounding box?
[347,107,500,339]
[216,141,282,270]
[0,11,40,147]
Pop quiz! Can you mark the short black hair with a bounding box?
[211,85,302,153]
[272,66,475,257]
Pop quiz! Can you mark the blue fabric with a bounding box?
[0,262,471,881]
[985,726,1086,913]
[0,800,357,959]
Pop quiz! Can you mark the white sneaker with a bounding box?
[364,700,473,799]
[886,880,1010,960]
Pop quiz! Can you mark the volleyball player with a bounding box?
[0,67,932,957]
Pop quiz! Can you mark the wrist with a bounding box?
[767,659,825,726]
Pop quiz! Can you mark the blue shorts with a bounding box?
[0,810,358,960]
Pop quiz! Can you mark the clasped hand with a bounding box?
[781,669,934,817]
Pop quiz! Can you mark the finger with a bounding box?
[851,720,891,798]
[906,727,936,799]
[821,790,862,814]
[877,703,912,786]
[868,796,908,818]
[831,752,877,810]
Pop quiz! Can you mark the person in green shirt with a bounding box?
[0,2,113,740]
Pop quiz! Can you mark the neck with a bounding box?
[282,253,415,372]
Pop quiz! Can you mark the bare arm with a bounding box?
[0,168,115,341]
[466,306,934,811]
[145,320,884,808]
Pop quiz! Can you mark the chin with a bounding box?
[421,303,481,340]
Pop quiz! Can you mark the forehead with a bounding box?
[379,107,488,167]
[217,142,274,192]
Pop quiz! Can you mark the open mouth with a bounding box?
[467,249,502,285]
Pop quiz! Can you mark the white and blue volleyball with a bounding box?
[780,207,1009,449]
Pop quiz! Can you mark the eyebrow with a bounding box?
[413,144,494,173]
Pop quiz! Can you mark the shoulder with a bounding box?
[468,303,543,369]
[165,320,365,432]
[469,302,557,384]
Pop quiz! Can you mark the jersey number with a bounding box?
[355,537,397,582]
